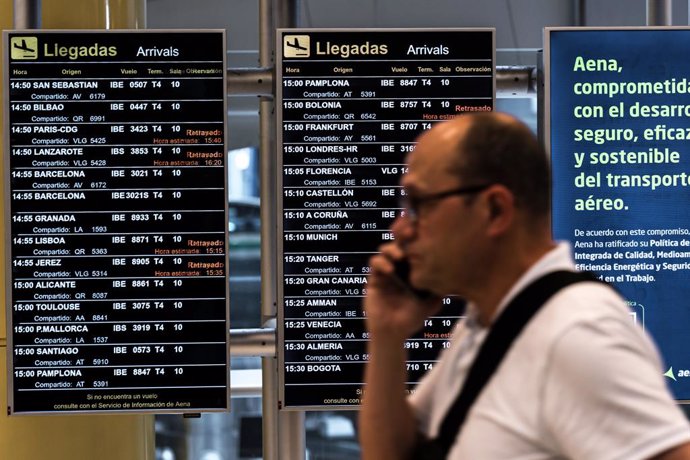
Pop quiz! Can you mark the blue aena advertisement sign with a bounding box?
[549,28,690,399]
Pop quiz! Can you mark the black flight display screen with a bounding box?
[277,29,495,408]
[3,30,229,414]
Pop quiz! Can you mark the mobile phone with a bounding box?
[392,259,433,299]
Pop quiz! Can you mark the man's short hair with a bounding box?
[450,113,550,219]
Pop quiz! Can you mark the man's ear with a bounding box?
[483,185,515,237]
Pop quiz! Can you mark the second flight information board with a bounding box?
[277,28,495,408]
[4,30,229,414]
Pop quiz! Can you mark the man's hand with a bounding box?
[364,242,442,343]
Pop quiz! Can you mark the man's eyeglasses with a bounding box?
[399,184,491,223]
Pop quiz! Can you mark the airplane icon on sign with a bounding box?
[10,36,38,59]
[283,35,310,58]
[286,37,307,51]
[14,39,35,53]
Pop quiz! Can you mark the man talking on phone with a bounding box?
[359,112,690,459]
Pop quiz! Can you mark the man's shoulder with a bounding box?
[528,282,661,383]
[508,279,653,374]
[525,278,628,336]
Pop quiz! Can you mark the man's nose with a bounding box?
[391,212,415,243]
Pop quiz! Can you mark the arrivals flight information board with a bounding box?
[4,30,229,414]
[277,29,495,408]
